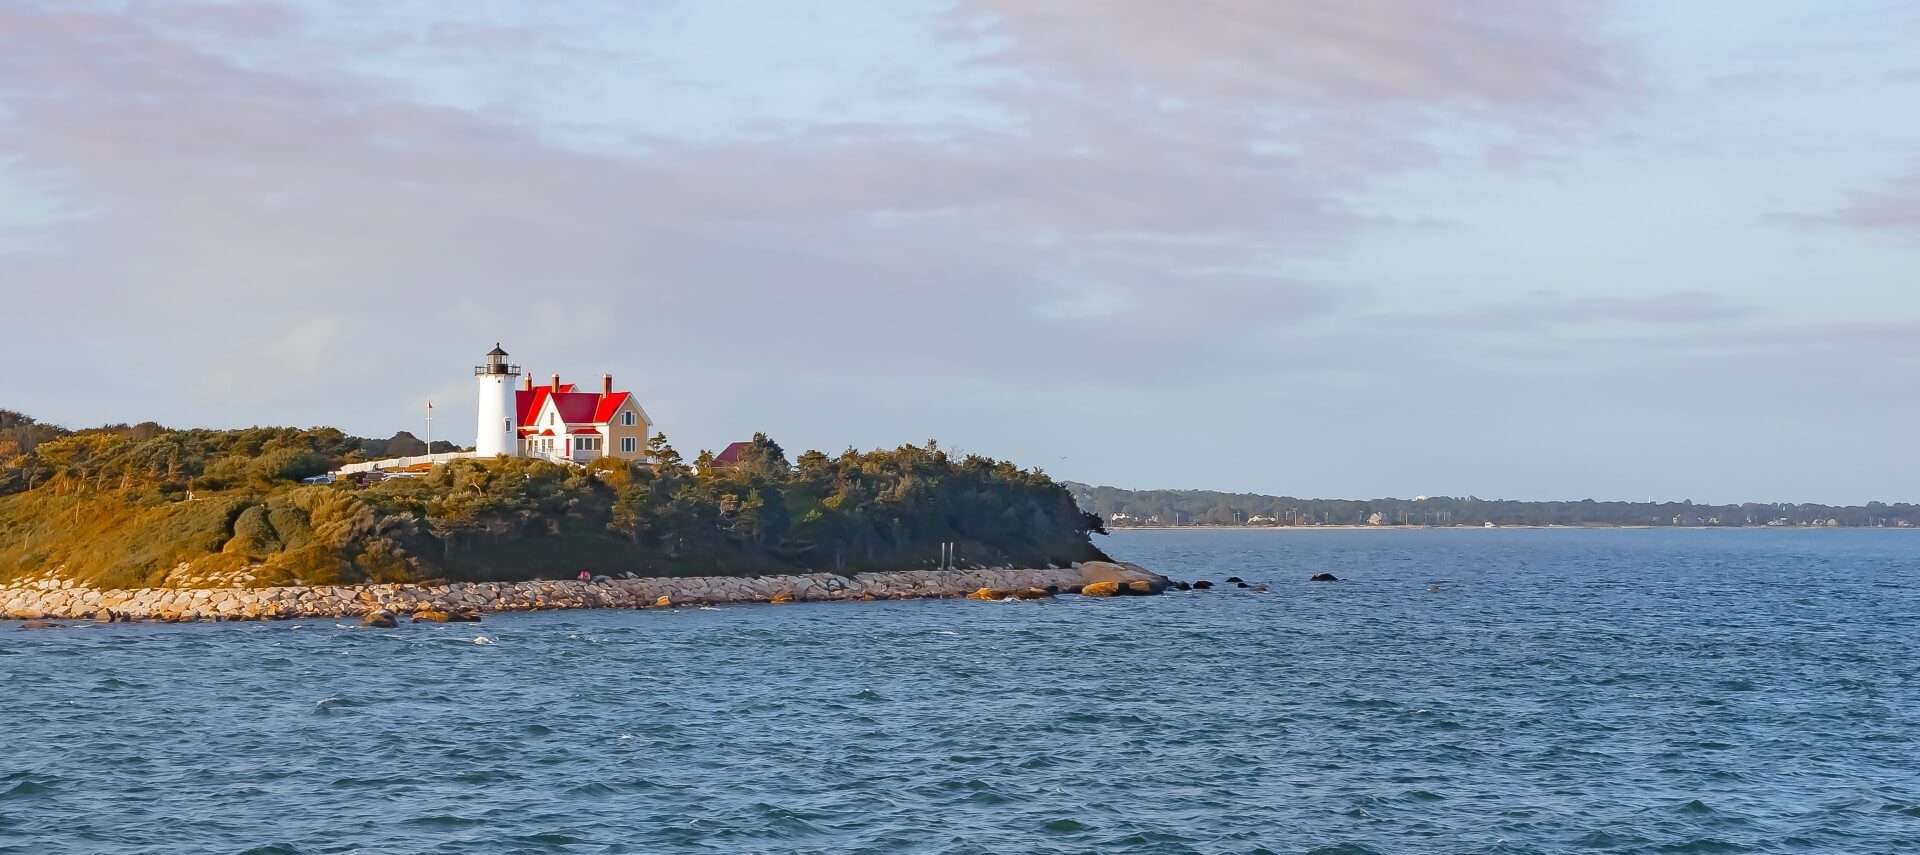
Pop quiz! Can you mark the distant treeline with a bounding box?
[0,410,453,468]
[1066,482,1920,529]
[0,410,1105,588]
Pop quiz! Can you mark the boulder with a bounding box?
[358,610,398,628]
[1013,587,1052,600]
[966,588,1010,601]
[92,609,118,623]
[447,609,483,622]
[1125,580,1158,596]
[17,620,61,630]
[654,595,674,608]
[769,592,795,605]
[1226,576,1245,584]
[1310,573,1339,582]
[1174,581,1192,591]
[1077,560,1171,594]
[411,610,451,623]
[1192,581,1213,590]
[1080,580,1123,597]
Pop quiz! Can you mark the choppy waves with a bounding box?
[3,528,1920,853]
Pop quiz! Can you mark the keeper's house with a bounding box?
[474,344,652,464]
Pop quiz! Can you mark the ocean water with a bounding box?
[4,528,1920,854]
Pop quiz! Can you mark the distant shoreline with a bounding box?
[1106,524,1909,532]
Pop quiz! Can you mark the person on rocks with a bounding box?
[578,570,592,583]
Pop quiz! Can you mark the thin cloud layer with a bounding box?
[1,0,1916,502]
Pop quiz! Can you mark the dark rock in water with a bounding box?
[411,610,451,623]
[1235,582,1251,589]
[1310,573,1339,582]
[1013,587,1052,600]
[1192,581,1214,590]
[1174,581,1192,591]
[1124,580,1159,596]
[358,610,398,628]
[1226,576,1245,584]
[447,609,483,623]
[17,620,61,630]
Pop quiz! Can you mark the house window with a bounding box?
[621,437,637,453]
[621,411,636,426]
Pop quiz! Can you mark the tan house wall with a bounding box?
[605,400,651,461]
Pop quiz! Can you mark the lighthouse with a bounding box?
[474,344,521,457]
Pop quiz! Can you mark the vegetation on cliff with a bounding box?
[0,411,1106,588]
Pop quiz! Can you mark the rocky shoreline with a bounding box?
[1,562,1171,624]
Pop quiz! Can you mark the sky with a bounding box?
[2,1,1918,504]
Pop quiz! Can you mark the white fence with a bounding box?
[331,451,478,476]
[330,449,593,478]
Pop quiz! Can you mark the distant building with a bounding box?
[695,441,757,475]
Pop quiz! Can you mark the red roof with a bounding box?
[713,441,752,465]
[571,427,601,436]
[515,380,635,431]
[593,391,634,423]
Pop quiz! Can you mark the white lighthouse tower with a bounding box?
[474,344,521,457]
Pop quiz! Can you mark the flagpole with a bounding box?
[425,399,434,463]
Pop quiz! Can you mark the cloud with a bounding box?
[0,0,1641,437]
[953,0,1625,109]
[1392,292,1752,335]
[1806,163,1920,233]
[200,316,345,403]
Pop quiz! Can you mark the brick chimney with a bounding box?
[550,373,561,392]
[521,373,533,392]
[601,374,613,396]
